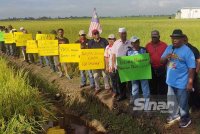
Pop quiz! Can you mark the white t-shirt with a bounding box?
[111,39,132,57]
[111,39,132,67]
[104,45,113,72]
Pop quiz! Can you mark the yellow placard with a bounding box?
[16,34,33,46]
[26,40,38,53]
[36,34,55,40]
[4,33,14,44]
[59,43,81,63]
[38,40,58,56]
[79,49,105,70]
[13,32,23,43]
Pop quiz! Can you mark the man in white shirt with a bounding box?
[111,28,132,101]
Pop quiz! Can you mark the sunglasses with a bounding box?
[108,38,115,40]
[151,36,159,38]
[93,32,99,35]
[80,34,86,36]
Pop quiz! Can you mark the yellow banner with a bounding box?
[26,40,38,53]
[36,34,55,40]
[59,44,81,63]
[13,32,23,43]
[38,40,58,56]
[4,33,14,44]
[79,49,105,70]
[16,34,33,46]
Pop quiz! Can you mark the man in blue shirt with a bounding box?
[161,29,195,128]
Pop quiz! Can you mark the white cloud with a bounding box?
[0,0,199,18]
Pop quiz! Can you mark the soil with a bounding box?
[2,55,200,134]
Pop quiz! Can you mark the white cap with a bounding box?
[11,29,17,32]
[118,27,126,33]
[79,30,86,35]
[20,27,24,31]
[108,34,115,39]
[130,36,140,42]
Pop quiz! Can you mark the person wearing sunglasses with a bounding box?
[88,29,110,95]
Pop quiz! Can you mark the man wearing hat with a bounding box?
[104,34,117,97]
[76,30,95,89]
[111,28,132,101]
[146,30,168,95]
[161,29,195,128]
[88,29,110,94]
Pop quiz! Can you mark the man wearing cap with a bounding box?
[88,29,110,94]
[161,29,195,128]
[127,36,150,104]
[183,34,200,109]
[146,30,167,95]
[20,27,25,32]
[76,30,95,88]
[104,34,117,97]
[111,28,132,101]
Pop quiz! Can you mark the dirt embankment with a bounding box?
[3,55,200,134]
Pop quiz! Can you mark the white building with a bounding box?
[175,7,200,19]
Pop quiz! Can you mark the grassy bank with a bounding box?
[3,56,158,134]
[0,57,54,134]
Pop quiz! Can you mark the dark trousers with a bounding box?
[48,56,56,72]
[109,71,118,93]
[116,70,127,97]
[149,66,167,95]
[189,73,200,109]
[0,41,6,53]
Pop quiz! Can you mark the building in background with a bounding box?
[176,7,200,19]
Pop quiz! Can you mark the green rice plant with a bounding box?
[0,57,54,133]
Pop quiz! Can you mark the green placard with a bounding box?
[117,53,152,82]
[0,32,4,41]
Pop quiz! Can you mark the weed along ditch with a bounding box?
[0,57,99,134]
[1,55,157,134]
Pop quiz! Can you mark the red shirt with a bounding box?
[146,41,167,68]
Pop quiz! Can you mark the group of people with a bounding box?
[0,25,200,128]
[0,25,72,79]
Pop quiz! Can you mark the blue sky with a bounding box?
[0,0,199,18]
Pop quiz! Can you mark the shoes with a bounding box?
[90,85,95,89]
[129,96,135,105]
[80,84,87,88]
[166,115,180,124]
[66,74,72,80]
[179,118,191,128]
[117,96,127,102]
[59,72,64,78]
[105,87,112,93]
[94,90,101,95]
[112,92,118,98]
